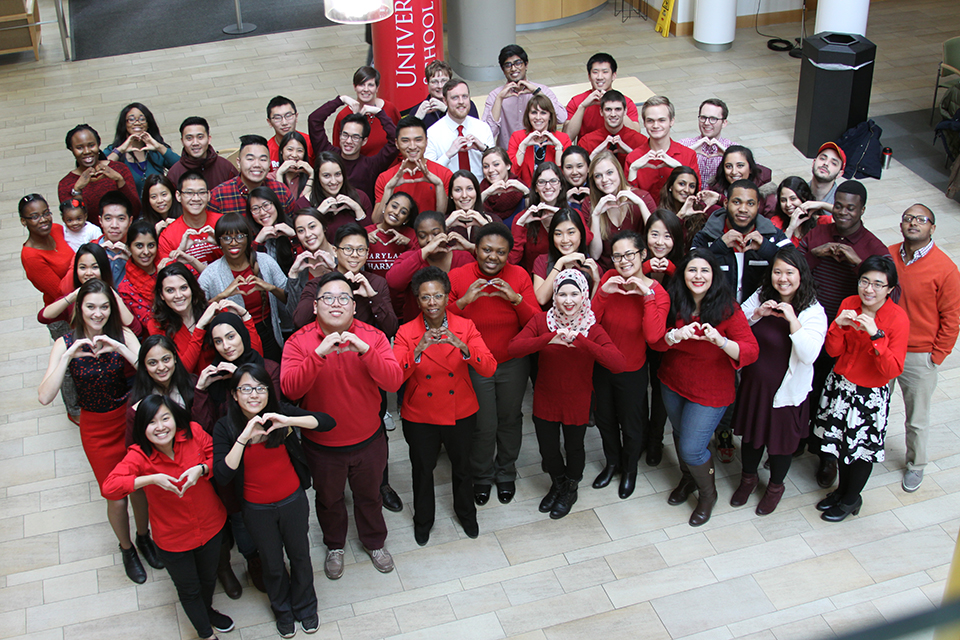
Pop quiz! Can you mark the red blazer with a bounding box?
[394,313,497,425]
[102,422,226,552]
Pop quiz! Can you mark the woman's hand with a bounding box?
[63,337,95,361]
[196,363,233,390]
[139,133,164,153]
[421,233,450,259]
[217,299,250,320]
[698,323,725,347]
[504,179,529,195]
[432,327,470,357]
[196,300,221,330]
[144,473,185,496]
[446,231,475,254]
[677,195,701,220]
[177,465,204,494]
[317,197,339,215]
[753,299,780,320]
[557,252,586,270]
[834,309,859,328]
[855,314,878,336]
[336,194,366,221]
[548,327,578,347]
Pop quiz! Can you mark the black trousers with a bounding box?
[242,489,317,627]
[156,527,224,639]
[594,364,649,470]
[533,416,587,481]
[646,348,667,450]
[402,415,477,531]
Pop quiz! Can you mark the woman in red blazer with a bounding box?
[393,266,496,546]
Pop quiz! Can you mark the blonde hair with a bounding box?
[588,150,631,241]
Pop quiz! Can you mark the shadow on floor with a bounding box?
[872,109,959,203]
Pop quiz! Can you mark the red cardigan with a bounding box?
[826,295,909,388]
[21,224,75,306]
[280,319,403,447]
[592,272,671,371]
[447,261,539,364]
[508,313,626,424]
[102,422,226,552]
[652,307,759,407]
[393,313,497,424]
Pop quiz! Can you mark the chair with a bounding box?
[931,36,960,125]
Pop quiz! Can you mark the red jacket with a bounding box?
[102,422,226,552]
[508,312,626,424]
[826,295,909,388]
[394,313,497,424]
[280,319,403,447]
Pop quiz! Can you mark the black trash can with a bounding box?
[793,32,877,158]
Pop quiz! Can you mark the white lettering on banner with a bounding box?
[395,0,413,10]
[422,2,437,64]
[396,11,413,24]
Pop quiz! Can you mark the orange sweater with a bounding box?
[890,242,960,364]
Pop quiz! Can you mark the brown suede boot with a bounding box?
[688,458,717,527]
[756,482,786,516]
[730,472,759,507]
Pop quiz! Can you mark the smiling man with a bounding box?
[578,90,649,169]
[626,96,700,199]
[207,135,294,217]
[564,53,641,142]
[425,79,495,179]
[265,96,314,171]
[374,116,452,223]
[691,179,790,303]
[158,172,222,266]
[810,141,846,204]
[167,116,239,190]
[678,99,735,183]
[483,44,566,150]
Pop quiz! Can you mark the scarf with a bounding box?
[546,268,596,337]
[480,170,524,216]
[179,145,221,171]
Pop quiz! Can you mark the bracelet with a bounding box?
[720,337,729,350]
[237,438,248,447]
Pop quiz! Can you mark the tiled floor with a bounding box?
[2,1,960,639]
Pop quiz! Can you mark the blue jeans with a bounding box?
[661,386,727,466]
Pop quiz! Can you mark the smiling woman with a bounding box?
[105,103,180,197]
[58,124,141,225]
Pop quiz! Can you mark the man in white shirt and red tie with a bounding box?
[425,79,496,181]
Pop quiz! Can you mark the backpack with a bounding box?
[837,119,884,180]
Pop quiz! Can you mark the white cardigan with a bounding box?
[198,252,290,348]
[740,291,827,408]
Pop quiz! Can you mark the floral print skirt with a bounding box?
[813,370,891,465]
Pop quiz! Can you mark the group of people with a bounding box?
[19,45,959,640]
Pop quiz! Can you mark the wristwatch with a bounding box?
[869,329,885,341]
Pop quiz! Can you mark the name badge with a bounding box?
[748,260,769,266]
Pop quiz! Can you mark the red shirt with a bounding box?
[508,313,626,424]
[592,272,670,371]
[243,441,301,504]
[652,308,759,407]
[157,213,223,265]
[102,422,226,552]
[374,159,453,214]
[507,130,572,185]
[447,261,539,364]
[268,132,314,172]
[364,224,418,279]
[826,296,910,388]
[21,224,75,306]
[566,90,640,141]
[280,319,403,447]
[231,266,264,324]
[625,140,701,201]
[509,219,551,274]
[578,127,649,169]
[333,101,401,158]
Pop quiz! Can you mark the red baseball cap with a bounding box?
[817,142,846,170]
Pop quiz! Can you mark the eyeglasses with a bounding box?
[269,112,297,123]
[340,132,364,142]
[237,385,268,396]
[698,115,723,124]
[21,209,53,222]
[179,190,209,199]
[901,214,933,225]
[858,278,890,291]
[611,250,641,263]
[337,246,368,256]
[220,234,247,245]
[126,116,147,124]
[428,77,449,87]
[502,60,525,69]
[318,293,354,306]
[249,202,275,215]
[536,178,560,187]
[418,293,446,303]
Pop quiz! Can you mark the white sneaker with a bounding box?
[384,411,396,431]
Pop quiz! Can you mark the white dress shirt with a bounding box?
[424,114,495,179]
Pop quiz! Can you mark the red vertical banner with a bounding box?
[372,0,442,113]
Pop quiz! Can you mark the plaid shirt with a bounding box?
[207,176,295,217]
[678,135,734,185]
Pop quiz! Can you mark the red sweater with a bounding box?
[509,218,551,274]
[21,224,75,306]
[374,159,453,215]
[102,422,226,552]
[890,243,960,364]
[592,272,671,371]
[652,307,759,407]
[147,314,261,374]
[507,129,572,185]
[826,295,909,388]
[58,162,140,225]
[508,313,626,424]
[625,140,700,203]
[243,441,301,504]
[280,319,403,447]
[334,101,401,158]
[447,262,539,364]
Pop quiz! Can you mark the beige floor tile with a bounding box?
[0,532,59,577]
[447,583,511,620]
[602,542,668,579]
[828,571,933,611]
[0,582,42,615]
[849,527,957,583]
[385,612,506,640]
[25,587,138,633]
[801,511,909,556]
[395,534,508,590]
[725,598,837,638]
[872,587,936,622]
[501,569,565,606]
[603,559,718,609]
[561,529,667,565]
[542,601,670,640]
[650,575,776,637]
[351,578,462,617]
[822,602,887,637]
[753,550,875,610]
[41,570,98,604]
[61,604,179,640]
[392,595,458,633]
[336,609,400,640]
[460,555,568,591]
[705,535,816,581]
[769,615,836,640]
[552,557,616,592]
[495,585,612,637]
[0,610,26,640]
[494,511,609,566]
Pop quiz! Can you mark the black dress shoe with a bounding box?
[645,446,662,467]
[474,484,491,506]
[460,519,479,539]
[497,481,516,504]
[816,490,842,512]
[136,533,164,570]
[592,464,618,489]
[381,484,404,512]
[414,525,430,546]
[821,496,862,522]
[121,545,147,584]
[618,471,637,499]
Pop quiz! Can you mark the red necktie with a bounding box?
[457,125,470,171]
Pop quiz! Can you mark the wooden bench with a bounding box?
[0,0,40,60]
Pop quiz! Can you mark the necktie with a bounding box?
[456,125,470,171]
